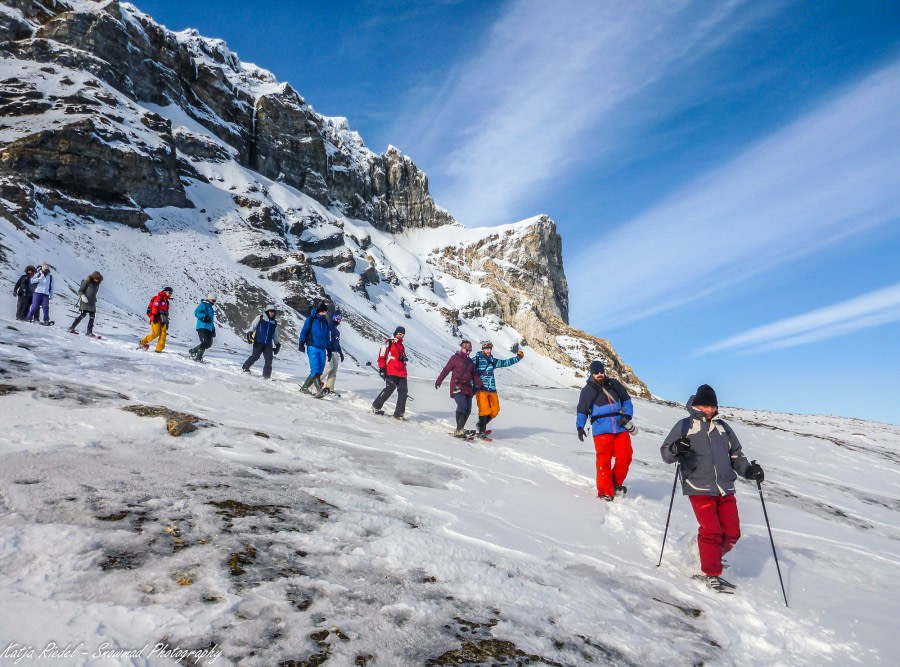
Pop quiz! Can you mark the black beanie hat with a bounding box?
[316,303,329,314]
[693,384,718,407]
[394,326,406,336]
[588,360,604,375]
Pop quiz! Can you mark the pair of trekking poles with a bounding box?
[657,461,789,607]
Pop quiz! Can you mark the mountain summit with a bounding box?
[0,0,647,395]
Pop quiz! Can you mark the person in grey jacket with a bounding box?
[660,384,764,591]
[68,272,104,335]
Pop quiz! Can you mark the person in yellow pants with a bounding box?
[140,286,173,352]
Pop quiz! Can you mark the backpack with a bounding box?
[146,294,154,316]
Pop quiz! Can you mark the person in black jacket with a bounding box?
[13,265,36,320]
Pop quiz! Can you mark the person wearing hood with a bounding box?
[13,265,36,321]
[189,294,217,362]
[575,360,635,501]
[660,384,764,592]
[67,271,104,336]
[320,310,345,395]
[298,303,333,397]
[372,326,408,419]
[435,339,484,436]
[242,305,281,379]
[26,261,54,325]
[139,287,173,352]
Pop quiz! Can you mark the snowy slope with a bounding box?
[1,302,898,666]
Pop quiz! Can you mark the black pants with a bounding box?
[70,309,95,333]
[373,375,408,417]
[195,329,214,351]
[16,294,32,320]
[242,342,274,378]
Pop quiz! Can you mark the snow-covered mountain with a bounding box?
[1,309,898,666]
[0,0,646,396]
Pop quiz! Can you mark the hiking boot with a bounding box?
[597,493,614,502]
[615,485,628,497]
[322,388,333,395]
[67,327,76,333]
[392,414,407,421]
[372,407,385,416]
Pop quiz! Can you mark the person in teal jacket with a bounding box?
[189,294,216,362]
[473,340,524,436]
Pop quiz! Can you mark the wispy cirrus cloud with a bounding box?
[392,0,774,226]
[699,283,900,354]
[568,58,900,332]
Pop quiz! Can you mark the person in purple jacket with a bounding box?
[435,340,484,437]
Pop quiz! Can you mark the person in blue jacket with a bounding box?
[241,305,281,379]
[575,360,635,501]
[473,340,524,437]
[320,310,345,395]
[298,303,333,397]
[189,294,217,362]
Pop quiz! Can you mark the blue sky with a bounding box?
[131,0,900,424]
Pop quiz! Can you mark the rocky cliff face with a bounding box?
[0,0,647,393]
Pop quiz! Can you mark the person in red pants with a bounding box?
[575,360,635,501]
[660,384,764,592]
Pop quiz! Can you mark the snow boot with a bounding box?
[372,407,385,416]
[694,575,735,593]
[195,348,205,362]
[311,375,325,398]
[615,485,628,497]
[300,375,314,394]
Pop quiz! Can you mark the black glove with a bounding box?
[577,426,587,442]
[434,382,440,390]
[670,437,691,457]
[617,414,632,427]
[200,316,211,323]
[298,342,306,353]
[745,462,764,483]
[399,355,408,363]
[327,350,333,361]
[379,367,387,379]
[245,332,254,344]
[339,351,344,362]
[273,343,281,355]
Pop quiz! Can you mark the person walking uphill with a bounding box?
[189,294,217,362]
[320,310,345,395]
[298,303,333,397]
[26,261,54,325]
[242,306,281,379]
[372,326,408,419]
[660,384,764,592]
[436,340,484,437]
[575,360,635,501]
[139,287,173,352]
[13,265,36,321]
[67,272,104,336]
[473,340,524,437]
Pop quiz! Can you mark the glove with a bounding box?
[273,343,281,355]
[516,350,524,359]
[200,316,211,323]
[577,426,587,442]
[617,414,632,427]
[745,462,764,483]
[669,437,691,457]
[339,351,344,362]
[327,350,333,361]
[80,294,88,304]
[399,355,408,363]
[246,332,254,344]
[434,383,440,390]
[298,342,306,352]
[379,367,387,379]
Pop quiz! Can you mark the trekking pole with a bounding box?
[753,460,788,607]
[364,361,414,401]
[657,463,680,567]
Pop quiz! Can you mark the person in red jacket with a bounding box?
[435,340,484,436]
[372,326,409,419]
[139,286,173,352]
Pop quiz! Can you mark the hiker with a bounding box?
[320,310,345,395]
[189,294,217,362]
[139,287,173,352]
[242,305,281,379]
[372,326,408,419]
[13,265,36,321]
[473,340,524,437]
[436,339,484,437]
[660,384,764,592]
[67,272,103,336]
[298,303,333,397]
[26,261,54,325]
[575,360,635,501]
